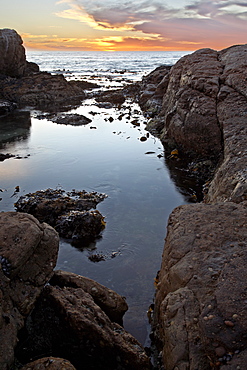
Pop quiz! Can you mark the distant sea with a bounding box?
[26,50,192,87]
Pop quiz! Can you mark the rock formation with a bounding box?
[0,28,98,113]
[16,271,150,370]
[0,29,26,77]
[0,212,59,370]
[0,212,150,369]
[140,44,247,369]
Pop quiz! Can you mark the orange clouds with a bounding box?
[22,0,247,51]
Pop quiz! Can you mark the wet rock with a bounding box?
[16,271,150,370]
[21,357,76,370]
[15,188,107,242]
[56,209,105,240]
[153,202,247,369]
[0,72,86,110]
[0,212,59,370]
[0,99,17,117]
[50,113,92,126]
[0,153,15,161]
[95,89,126,106]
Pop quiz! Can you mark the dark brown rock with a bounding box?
[50,113,92,126]
[15,188,107,242]
[21,357,76,370]
[0,29,26,77]
[0,212,59,370]
[0,72,86,109]
[153,202,247,369]
[16,274,150,370]
[50,270,128,324]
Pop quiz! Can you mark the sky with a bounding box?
[1,0,247,51]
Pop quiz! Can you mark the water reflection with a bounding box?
[0,110,31,149]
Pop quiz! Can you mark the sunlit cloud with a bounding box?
[53,0,247,50]
[22,0,247,51]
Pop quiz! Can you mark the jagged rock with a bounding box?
[16,271,150,370]
[0,212,59,370]
[140,45,247,203]
[0,99,17,116]
[153,202,247,369]
[21,357,76,370]
[0,29,26,77]
[205,45,247,203]
[15,188,107,242]
[0,72,86,109]
[50,270,128,324]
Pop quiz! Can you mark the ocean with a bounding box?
[1,50,191,345]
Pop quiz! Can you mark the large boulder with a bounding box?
[0,29,26,77]
[153,202,247,369]
[0,212,59,370]
[16,270,151,370]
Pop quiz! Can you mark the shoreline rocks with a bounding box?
[15,188,107,245]
[143,44,247,369]
[0,29,98,114]
[0,212,59,370]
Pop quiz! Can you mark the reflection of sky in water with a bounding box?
[0,100,186,344]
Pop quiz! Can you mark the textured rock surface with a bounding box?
[50,270,128,324]
[16,271,150,370]
[0,212,59,370]
[21,357,76,370]
[153,203,247,369]
[15,188,107,242]
[0,29,26,77]
[141,44,247,203]
[0,72,86,109]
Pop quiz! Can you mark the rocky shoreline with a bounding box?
[0,28,246,369]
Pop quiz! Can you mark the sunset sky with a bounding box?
[1,0,247,51]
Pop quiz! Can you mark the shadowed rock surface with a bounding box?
[16,271,150,370]
[138,44,247,369]
[0,212,59,370]
[153,203,247,369]
[0,29,26,77]
[21,357,76,370]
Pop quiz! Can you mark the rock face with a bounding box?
[149,44,247,370]
[16,270,150,370]
[153,203,247,369]
[0,28,99,111]
[0,212,59,370]
[141,45,247,202]
[0,29,26,77]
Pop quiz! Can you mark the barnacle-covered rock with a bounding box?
[55,209,106,240]
[15,188,107,242]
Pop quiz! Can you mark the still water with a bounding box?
[0,51,190,345]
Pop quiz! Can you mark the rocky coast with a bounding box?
[0,28,246,369]
[138,45,247,368]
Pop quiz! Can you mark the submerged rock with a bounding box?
[50,113,92,126]
[15,188,107,242]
